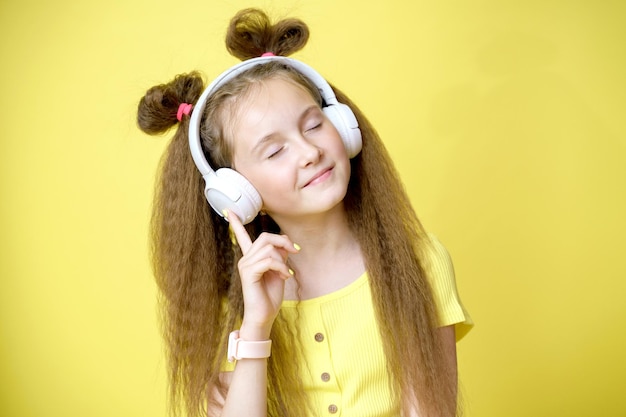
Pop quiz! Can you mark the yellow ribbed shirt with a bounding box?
[227,234,472,416]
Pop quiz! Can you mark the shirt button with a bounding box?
[328,404,338,414]
[321,372,331,382]
[314,332,324,342]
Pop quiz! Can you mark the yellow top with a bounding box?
[227,234,472,416]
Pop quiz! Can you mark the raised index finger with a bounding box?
[225,210,253,254]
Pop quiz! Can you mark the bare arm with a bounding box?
[214,359,269,417]
[216,325,272,416]
[208,211,298,417]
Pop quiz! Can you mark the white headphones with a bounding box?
[188,56,362,224]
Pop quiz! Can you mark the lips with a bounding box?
[303,167,333,187]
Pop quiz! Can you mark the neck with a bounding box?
[272,204,365,300]
[274,204,353,256]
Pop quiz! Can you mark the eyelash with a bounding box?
[267,147,283,159]
[307,122,322,132]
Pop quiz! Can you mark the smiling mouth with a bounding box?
[304,167,333,187]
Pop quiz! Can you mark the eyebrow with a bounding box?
[250,105,321,154]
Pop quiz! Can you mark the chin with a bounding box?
[312,188,349,213]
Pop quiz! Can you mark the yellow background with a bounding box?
[1,1,624,416]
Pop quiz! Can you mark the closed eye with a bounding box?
[305,121,322,133]
[267,146,284,159]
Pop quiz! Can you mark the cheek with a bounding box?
[243,166,291,198]
[324,126,349,158]
[254,180,293,213]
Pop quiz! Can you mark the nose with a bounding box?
[296,138,322,167]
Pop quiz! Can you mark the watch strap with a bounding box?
[227,330,272,362]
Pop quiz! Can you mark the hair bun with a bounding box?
[226,8,309,61]
[137,72,204,135]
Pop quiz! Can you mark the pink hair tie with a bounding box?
[177,103,193,121]
[261,52,275,57]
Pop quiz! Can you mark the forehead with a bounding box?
[222,69,321,124]
[225,76,319,142]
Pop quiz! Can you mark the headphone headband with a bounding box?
[189,56,340,176]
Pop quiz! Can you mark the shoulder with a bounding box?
[421,233,474,340]
[422,233,455,279]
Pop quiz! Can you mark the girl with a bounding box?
[137,8,471,417]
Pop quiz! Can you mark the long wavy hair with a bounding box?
[137,8,456,417]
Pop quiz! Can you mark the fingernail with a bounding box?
[222,209,228,219]
[293,243,301,251]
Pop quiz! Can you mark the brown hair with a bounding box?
[137,8,457,417]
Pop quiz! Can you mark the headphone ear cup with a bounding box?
[323,104,363,158]
[203,168,262,224]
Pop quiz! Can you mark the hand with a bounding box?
[227,210,299,340]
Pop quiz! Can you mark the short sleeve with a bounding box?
[423,233,473,341]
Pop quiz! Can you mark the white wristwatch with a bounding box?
[227,330,272,362]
